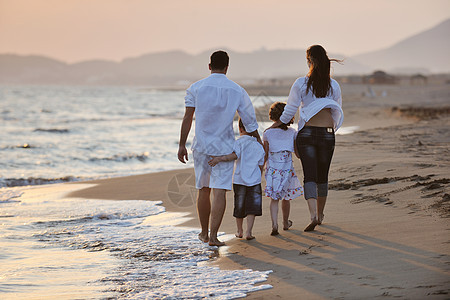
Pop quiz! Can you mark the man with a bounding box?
[178,50,261,246]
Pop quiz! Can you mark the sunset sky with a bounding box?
[1,0,449,63]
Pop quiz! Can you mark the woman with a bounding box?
[269,45,344,231]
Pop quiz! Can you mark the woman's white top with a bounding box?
[263,127,297,153]
[233,135,265,186]
[279,77,344,131]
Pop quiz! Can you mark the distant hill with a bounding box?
[0,54,68,83]
[0,49,368,86]
[1,19,448,86]
[352,19,450,74]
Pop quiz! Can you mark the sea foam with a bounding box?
[0,189,272,299]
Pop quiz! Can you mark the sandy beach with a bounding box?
[14,82,450,299]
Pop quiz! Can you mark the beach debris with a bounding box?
[299,249,310,255]
[17,143,32,148]
[375,197,390,203]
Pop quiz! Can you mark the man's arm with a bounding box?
[208,152,238,167]
[237,89,259,139]
[178,107,195,163]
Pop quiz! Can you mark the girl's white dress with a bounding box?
[263,128,303,201]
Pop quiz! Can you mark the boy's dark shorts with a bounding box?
[233,183,263,218]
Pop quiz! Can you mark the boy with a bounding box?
[208,119,265,240]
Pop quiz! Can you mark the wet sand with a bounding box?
[64,82,450,298]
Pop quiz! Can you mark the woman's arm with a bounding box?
[266,120,282,130]
[280,80,302,124]
[237,89,259,134]
[332,80,342,106]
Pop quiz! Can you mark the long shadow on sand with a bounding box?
[224,225,450,299]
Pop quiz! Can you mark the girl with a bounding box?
[269,45,344,232]
[263,102,303,236]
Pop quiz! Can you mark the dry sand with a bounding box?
[53,83,450,298]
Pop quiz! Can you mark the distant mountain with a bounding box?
[2,19,448,86]
[352,18,450,74]
[0,54,68,83]
[0,49,369,86]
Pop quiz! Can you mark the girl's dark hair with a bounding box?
[306,45,342,98]
[269,102,292,130]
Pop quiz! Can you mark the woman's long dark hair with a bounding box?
[306,45,342,98]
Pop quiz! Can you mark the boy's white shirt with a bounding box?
[232,135,265,186]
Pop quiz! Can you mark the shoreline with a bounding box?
[4,82,450,298]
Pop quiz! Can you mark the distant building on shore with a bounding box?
[410,74,428,85]
[364,70,396,84]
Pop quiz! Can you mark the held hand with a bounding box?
[177,146,189,164]
[265,120,283,131]
[208,156,221,167]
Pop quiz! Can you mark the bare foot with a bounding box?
[246,235,255,240]
[283,220,293,231]
[318,214,324,225]
[198,233,209,243]
[304,219,319,232]
[208,238,225,247]
[235,232,243,238]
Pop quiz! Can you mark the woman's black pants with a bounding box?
[295,126,335,200]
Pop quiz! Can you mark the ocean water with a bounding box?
[0,85,291,187]
[0,185,271,299]
[0,85,193,187]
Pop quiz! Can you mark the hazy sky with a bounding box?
[1,0,449,63]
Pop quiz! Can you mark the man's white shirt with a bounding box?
[185,73,258,156]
